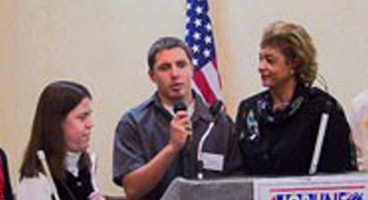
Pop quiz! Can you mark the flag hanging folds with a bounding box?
[185,0,223,105]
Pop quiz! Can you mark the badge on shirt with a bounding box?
[201,152,224,171]
[246,110,260,141]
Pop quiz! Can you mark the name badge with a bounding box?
[201,152,224,171]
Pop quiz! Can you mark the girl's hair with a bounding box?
[20,81,92,180]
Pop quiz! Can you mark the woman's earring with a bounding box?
[290,70,295,76]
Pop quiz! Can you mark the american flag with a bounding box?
[185,0,223,105]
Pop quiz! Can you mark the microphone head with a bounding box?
[173,101,187,113]
[37,150,46,160]
[210,100,223,117]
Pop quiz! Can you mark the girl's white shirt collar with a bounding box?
[65,151,81,177]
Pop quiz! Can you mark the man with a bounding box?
[113,37,242,200]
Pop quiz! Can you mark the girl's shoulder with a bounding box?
[18,172,53,200]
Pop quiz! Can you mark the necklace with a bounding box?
[273,101,290,112]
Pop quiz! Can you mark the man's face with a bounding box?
[149,47,193,105]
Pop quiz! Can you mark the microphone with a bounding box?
[37,150,61,200]
[197,100,223,179]
[173,101,192,134]
[309,100,333,174]
[209,100,223,117]
[173,101,187,114]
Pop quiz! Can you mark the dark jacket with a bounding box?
[236,85,357,175]
[0,147,14,200]
[53,169,94,200]
[113,92,243,200]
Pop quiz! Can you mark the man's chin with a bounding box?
[170,89,185,95]
[172,95,185,101]
[170,92,186,101]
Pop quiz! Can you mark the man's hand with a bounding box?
[169,110,191,151]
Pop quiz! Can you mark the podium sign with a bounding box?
[254,173,368,200]
[161,173,368,200]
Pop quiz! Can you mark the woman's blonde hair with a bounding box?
[261,21,317,86]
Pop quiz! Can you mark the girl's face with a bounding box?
[62,97,93,152]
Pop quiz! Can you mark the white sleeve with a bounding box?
[18,173,53,200]
[350,91,368,171]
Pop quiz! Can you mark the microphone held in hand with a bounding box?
[173,100,195,178]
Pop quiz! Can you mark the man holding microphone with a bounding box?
[112,37,242,200]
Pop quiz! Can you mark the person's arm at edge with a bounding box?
[17,173,53,200]
[2,150,14,200]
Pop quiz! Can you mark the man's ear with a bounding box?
[149,70,156,83]
[189,63,194,78]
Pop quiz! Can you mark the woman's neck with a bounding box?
[270,80,297,111]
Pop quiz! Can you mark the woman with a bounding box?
[18,81,105,200]
[0,147,14,200]
[236,21,356,175]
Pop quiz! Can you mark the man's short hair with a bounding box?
[148,37,193,71]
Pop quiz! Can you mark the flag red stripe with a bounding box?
[193,71,217,105]
[186,0,223,105]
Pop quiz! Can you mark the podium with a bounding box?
[161,172,368,200]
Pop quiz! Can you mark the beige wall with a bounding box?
[0,0,367,196]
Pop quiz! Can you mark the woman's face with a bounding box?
[258,46,295,90]
[63,97,93,152]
